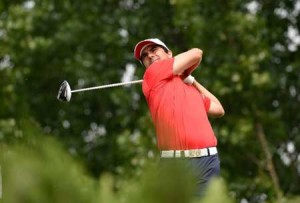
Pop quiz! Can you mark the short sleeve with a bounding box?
[202,95,211,112]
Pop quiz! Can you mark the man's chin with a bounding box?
[151,59,160,64]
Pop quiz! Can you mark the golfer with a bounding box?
[134,38,225,195]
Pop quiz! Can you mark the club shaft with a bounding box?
[71,80,143,93]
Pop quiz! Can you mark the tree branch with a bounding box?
[255,122,282,200]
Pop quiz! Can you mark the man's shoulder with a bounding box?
[145,58,174,73]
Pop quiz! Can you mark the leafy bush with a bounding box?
[1,137,233,203]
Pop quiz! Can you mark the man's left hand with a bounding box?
[183,75,195,85]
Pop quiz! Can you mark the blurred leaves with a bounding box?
[1,0,300,202]
[1,138,233,203]
[1,138,97,203]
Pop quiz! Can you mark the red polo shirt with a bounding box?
[142,58,217,150]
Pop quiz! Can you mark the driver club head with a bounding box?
[57,80,72,102]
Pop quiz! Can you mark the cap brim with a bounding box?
[134,40,155,60]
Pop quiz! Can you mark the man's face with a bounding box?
[140,44,172,68]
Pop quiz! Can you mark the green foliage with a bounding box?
[1,138,232,203]
[121,161,196,203]
[1,138,97,203]
[1,0,300,202]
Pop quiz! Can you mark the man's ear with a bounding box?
[167,50,173,58]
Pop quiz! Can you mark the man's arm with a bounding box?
[192,80,225,118]
[173,48,203,76]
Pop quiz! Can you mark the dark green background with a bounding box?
[1,0,299,202]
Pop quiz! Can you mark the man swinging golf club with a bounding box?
[134,38,225,196]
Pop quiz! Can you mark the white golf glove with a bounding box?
[183,75,195,85]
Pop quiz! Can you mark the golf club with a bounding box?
[57,79,143,102]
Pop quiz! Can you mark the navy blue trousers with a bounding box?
[189,155,220,196]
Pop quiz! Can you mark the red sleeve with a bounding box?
[202,95,211,112]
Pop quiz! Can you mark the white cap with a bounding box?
[134,38,169,60]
